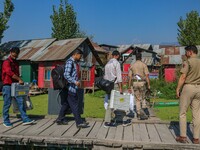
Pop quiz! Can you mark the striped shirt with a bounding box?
[104,58,122,83]
[64,57,79,94]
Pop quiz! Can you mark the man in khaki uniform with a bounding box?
[176,45,200,144]
[128,53,150,120]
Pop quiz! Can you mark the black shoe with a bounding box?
[140,115,148,120]
[104,122,116,128]
[143,108,150,118]
[83,121,89,126]
[77,122,88,128]
[123,120,132,127]
[127,111,135,118]
[56,119,68,125]
[138,109,148,120]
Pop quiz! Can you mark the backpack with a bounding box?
[51,64,67,90]
[51,62,74,90]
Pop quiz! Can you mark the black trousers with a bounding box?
[58,89,82,125]
[57,88,70,120]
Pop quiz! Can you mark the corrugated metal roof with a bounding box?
[35,38,86,61]
[19,39,56,60]
[153,48,165,55]
[161,55,183,65]
[159,45,178,49]
[118,44,155,54]
[133,44,152,50]
[0,40,31,59]
[142,51,153,57]
[0,38,103,66]
[0,40,30,52]
[152,45,160,50]
[99,44,118,48]
[0,38,56,60]
[179,47,185,55]
[153,46,186,65]
[125,55,153,66]
[91,42,108,53]
[117,45,132,53]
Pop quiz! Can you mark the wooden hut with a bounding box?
[35,38,103,90]
[153,45,185,82]
[117,44,157,85]
[0,39,56,83]
[91,42,108,66]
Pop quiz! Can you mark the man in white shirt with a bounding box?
[103,51,131,127]
[104,51,123,109]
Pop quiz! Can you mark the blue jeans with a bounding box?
[2,86,29,123]
[104,94,110,104]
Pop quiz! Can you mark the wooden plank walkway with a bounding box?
[0,117,200,150]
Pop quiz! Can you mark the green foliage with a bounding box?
[0,93,193,121]
[177,10,200,46]
[27,95,48,115]
[82,94,105,118]
[0,0,14,43]
[50,0,86,40]
[153,105,192,122]
[150,79,177,99]
[90,90,106,98]
[0,94,105,118]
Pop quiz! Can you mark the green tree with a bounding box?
[0,0,14,43]
[50,0,86,40]
[177,10,200,46]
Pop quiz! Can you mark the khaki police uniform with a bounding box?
[129,60,149,115]
[179,57,200,139]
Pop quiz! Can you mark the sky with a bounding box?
[0,0,200,45]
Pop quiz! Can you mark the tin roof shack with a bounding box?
[0,40,29,78]
[91,42,108,66]
[99,44,119,60]
[153,46,186,82]
[91,42,109,77]
[99,44,118,52]
[118,44,154,68]
[35,38,103,90]
[0,39,56,83]
[117,44,156,85]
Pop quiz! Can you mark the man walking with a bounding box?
[176,45,200,144]
[2,47,35,127]
[128,52,150,120]
[103,50,131,127]
[57,49,88,128]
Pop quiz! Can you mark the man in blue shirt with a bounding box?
[56,49,88,128]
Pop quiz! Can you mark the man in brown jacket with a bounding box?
[176,45,200,144]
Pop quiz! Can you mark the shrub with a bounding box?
[150,79,177,99]
[90,90,106,98]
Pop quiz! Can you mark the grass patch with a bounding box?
[26,94,48,116]
[0,94,193,122]
[0,93,105,118]
[151,98,192,122]
[82,94,105,118]
[153,106,192,122]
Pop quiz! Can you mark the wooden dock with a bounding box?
[0,116,200,150]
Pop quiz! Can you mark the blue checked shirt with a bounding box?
[64,57,79,94]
